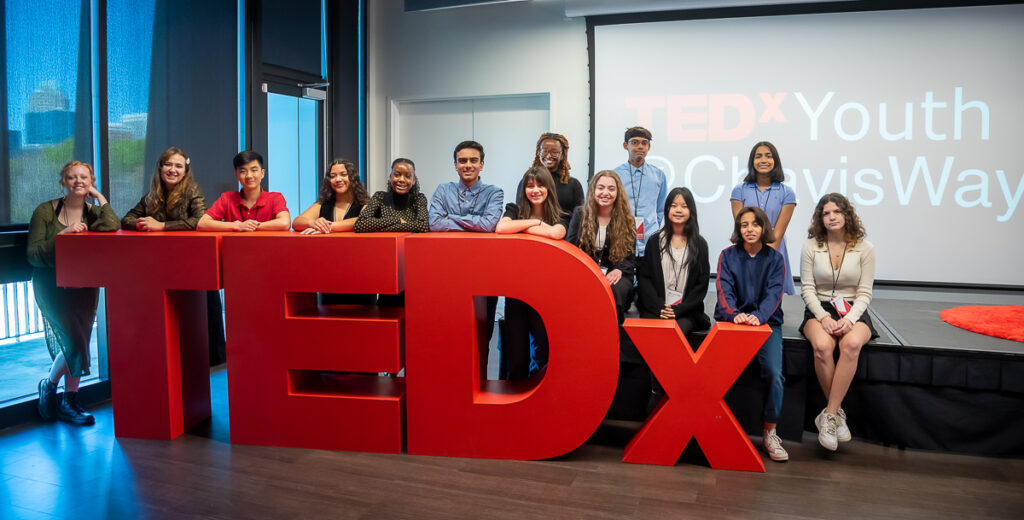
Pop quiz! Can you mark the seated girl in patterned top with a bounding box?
[354,158,429,233]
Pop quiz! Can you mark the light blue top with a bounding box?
[613,161,668,255]
[428,180,504,232]
[730,181,798,294]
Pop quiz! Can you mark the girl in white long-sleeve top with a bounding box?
[799,193,877,452]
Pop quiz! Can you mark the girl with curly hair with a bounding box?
[293,158,370,234]
[566,170,636,323]
[799,193,877,452]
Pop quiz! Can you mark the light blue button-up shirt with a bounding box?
[613,161,668,255]
[428,180,504,232]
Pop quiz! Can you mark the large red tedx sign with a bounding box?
[56,232,769,471]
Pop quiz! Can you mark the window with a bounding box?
[4,0,92,226]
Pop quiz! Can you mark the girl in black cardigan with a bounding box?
[636,187,711,333]
[636,187,711,411]
[566,170,637,324]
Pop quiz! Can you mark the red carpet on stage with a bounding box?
[940,305,1024,343]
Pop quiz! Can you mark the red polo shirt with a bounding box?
[206,190,289,222]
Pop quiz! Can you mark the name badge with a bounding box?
[830,296,851,317]
[634,216,645,242]
[665,288,683,306]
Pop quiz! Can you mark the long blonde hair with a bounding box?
[146,147,197,214]
[578,170,635,264]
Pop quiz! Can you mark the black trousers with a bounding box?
[503,298,548,380]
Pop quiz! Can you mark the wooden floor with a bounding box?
[2,370,1022,520]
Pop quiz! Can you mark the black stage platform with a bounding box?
[605,285,1024,457]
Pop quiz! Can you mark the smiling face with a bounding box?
[739,211,763,245]
[160,153,187,189]
[668,194,690,227]
[62,164,94,196]
[454,148,483,186]
[524,179,548,207]
[235,160,264,190]
[752,145,775,178]
[328,163,351,195]
[390,162,415,195]
[594,175,618,208]
[538,139,563,172]
[820,201,846,234]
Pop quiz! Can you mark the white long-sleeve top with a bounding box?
[800,238,875,323]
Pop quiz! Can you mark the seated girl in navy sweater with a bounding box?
[714,206,788,462]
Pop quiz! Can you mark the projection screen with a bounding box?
[593,4,1024,286]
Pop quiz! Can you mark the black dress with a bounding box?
[499,203,569,380]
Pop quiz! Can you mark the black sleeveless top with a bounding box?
[317,199,364,221]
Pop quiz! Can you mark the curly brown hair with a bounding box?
[318,158,370,206]
[516,166,564,225]
[578,170,635,265]
[530,133,572,185]
[807,192,866,246]
[146,147,197,215]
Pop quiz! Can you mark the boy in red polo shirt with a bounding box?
[198,151,291,231]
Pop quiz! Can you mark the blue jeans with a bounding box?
[757,325,785,423]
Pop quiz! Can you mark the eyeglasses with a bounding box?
[627,138,650,147]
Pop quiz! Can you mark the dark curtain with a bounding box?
[73,0,93,165]
[144,0,238,202]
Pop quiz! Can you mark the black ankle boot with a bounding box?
[56,392,95,426]
[38,378,57,421]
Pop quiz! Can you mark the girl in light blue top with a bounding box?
[730,141,797,294]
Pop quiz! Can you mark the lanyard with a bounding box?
[826,242,847,298]
[669,245,688,291]
[630,164,644,217]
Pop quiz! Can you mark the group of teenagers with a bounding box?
[28,126,877,464]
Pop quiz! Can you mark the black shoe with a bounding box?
[56,392,95,426]
[38,378,57,421]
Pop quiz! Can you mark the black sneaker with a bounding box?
[56,392,95,426]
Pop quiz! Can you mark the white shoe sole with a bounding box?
[818,432,838,451]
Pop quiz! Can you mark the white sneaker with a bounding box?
[814,408,827,432]
[762,428,789,462]
[817,412,839,451]
[836,408,852,442]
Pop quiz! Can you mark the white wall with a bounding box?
[367,0,590,194]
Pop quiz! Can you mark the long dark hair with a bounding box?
[742,141,785,183]
[657,187,701,269]
[318,158,369,206]
[808,192,866,246]
[516,165,564,225]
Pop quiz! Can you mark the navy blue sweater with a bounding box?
[714,244,785,326]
